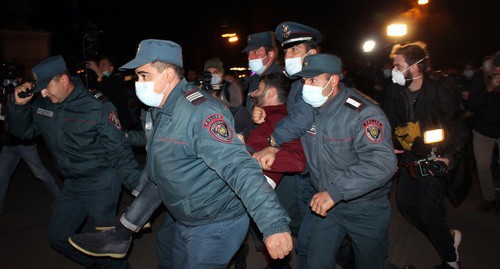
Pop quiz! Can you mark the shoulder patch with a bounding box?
[203,114,233,143]
[184,89,206,106]
[362,119,382,144]
[344,96,365,112]
[89,89,108,103]
[108,111,122,130]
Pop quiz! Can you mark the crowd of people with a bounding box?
[1,19,499,269]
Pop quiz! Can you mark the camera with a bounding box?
[416,128,448,177]
[197,71,213,92]
[17,83,36,98]
[416,156,448,177]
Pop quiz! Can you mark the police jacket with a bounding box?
[7,78,140,190]
[272,78,316,145]
[301,84,397,203]
[383,76,470,168]
[144,78,290,239]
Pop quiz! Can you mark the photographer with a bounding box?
[0,63,60,214]
[383,42,470,269]
[198,60,254,137]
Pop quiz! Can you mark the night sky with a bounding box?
[2,0,498,72]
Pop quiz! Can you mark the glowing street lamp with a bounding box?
[221,33,239,44]
[387,24,407,37]
[362,40,376,53]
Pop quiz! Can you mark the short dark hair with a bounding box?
[259,72,290,104]
[390,41,430,73]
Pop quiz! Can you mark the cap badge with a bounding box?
[281,24,290,39]
[303,59,310,68]
[32,72,38,81]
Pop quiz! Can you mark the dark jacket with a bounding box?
[466,78,500,138]
[7,78,140,190]
[383,76,470,169]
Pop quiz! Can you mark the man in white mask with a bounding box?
[69,39,293,269]
[383,41,469,269]
[242,31,284,113]
[292,53,398,269]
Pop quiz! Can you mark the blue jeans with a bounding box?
[121,170,162,231]
[0,144,60,213]
[172,214,250,269]
[47,169,127,267]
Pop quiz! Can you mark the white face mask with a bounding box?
[285,57,302,76]
[285,51,311,76]
[135,70,168,107]
[248,55,268,75]
[391,58,426,86]
[103,71,111,77]
[302,76,333,107]
[210,74,222,85]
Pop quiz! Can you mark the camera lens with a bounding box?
[430,160,447,176]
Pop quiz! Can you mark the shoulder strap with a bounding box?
[184,89,206,106]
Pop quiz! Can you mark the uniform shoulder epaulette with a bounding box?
[344,95,365,112]
[89,89,108,103]
[184,89,206,106]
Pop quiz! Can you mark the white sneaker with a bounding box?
[450,229,462,261]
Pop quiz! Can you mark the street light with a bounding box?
[362,40,376,53]
[221,33,239,44]
[387,24,407,37]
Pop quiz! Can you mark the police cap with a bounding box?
[292,54,342,78]
[242,31,276,53]
[120,39,183,70]
[31,55,68,93]
[275,21,323,49]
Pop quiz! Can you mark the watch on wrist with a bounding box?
[268,135,280,149]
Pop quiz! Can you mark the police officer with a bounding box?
[293,54,397,269]
[242,31,284,113]
[74,39,293,268]
[251,21,327,268]
[9,55,141,269]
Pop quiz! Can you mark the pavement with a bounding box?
[1,144,499,269]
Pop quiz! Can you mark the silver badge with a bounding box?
[281,24,290,39]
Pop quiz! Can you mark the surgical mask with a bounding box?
[135,70,168,107]
[103,71,111,77]
[383,69,392,78]
[391,58,426,86]
[211,74,222,85]
[463,70,474,79]
[302,77,333,107]
[285,51,310,76]
[248,55,268,75]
